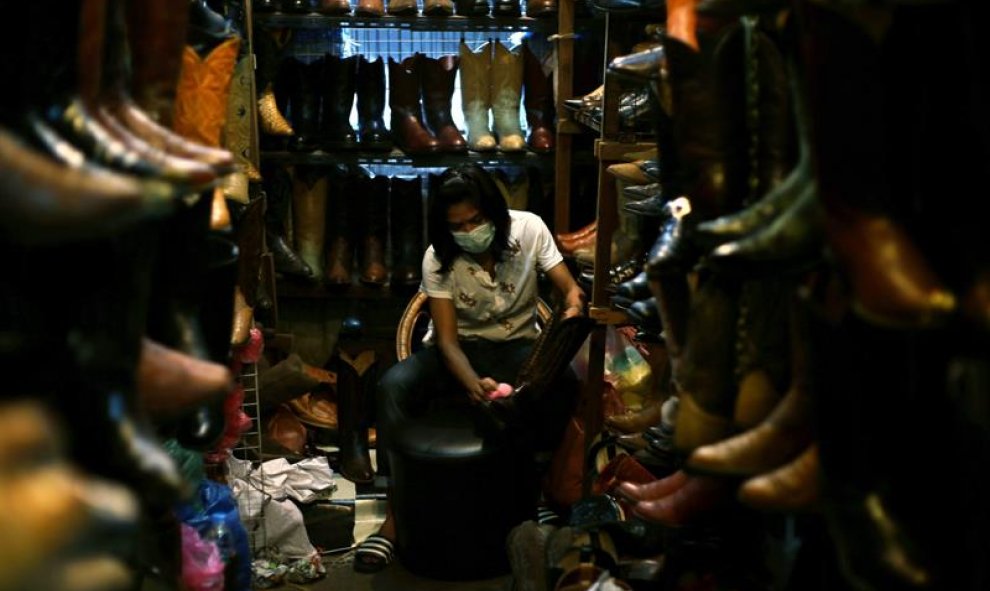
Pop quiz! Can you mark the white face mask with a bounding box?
[452,222,495,254]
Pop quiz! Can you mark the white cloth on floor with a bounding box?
[227,456,336,503]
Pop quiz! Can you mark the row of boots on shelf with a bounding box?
[255,0,558,17]
[258,40,554,154]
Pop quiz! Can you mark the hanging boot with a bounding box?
[491,41,526,153]
[356,56,390,150]
[522,43,554,153]
[358,175,390,285]
[292,166,329,278]
[284,57,323,152]
[420,55,467,153]
[459,41,497,151]
[389,176,424,286]
[673,275,740,453]
[254,28,294,138]
[321,54,358,150]
[334,350,376,483]
[325,174,356,285]
[388,55,440,154]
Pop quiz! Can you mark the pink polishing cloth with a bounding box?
[487,383,514,400]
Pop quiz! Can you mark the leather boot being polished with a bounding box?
[333,349,377,483]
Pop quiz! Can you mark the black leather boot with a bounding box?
[389,176,424,286]
[326,174,356,285]
[356,56,390,150]
[286,57,323,152]
[455,0,489,15]
[493,0,521,16]
[358,176,390,285]
[321,55,358,150]
[334,350,376,483]
[263,164,318,282]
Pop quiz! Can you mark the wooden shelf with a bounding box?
[261,149,555,168]
[594,139,656,161]
[254,12,557,31]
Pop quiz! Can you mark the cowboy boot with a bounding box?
[263,163,317,281]
[356,56,390,150]
[455,0,490,15]
[390,176,424,286]
[459,41,497,151]
[318,0,352,14]
[387,0,418,15]
[326,175,356,285]
[123,0,188,125]
[388,55,440,154]
[674,275,740,453]
[358,175,390,285]
[420,55,468,152]
[334,350,376,483]
[522,43,554,153]
[688,298,813,475]
[799,2,955,328]
[234,197,266,319]
[526,0,555,17]
[423,0,454,15]
[292,166,329,277]
[285,57,323,152]
[171,34,242,148]
[355,0,385,15]
[491,41,526,152]
[254,28,294,137]
[737,444,820,512]
[321,54,359,149]
[285,0,319,12]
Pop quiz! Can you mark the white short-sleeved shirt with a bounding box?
[420,210,564,343]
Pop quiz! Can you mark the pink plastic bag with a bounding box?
[181,524,225,591]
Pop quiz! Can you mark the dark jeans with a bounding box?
[376,339,578,473]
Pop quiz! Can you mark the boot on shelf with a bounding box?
[455,0,490,15]
[122,0,189,125]
[491,168,529,211]
[387,0,418,15]
[285,57,323,152]
[263,164,318,282]
[334,349,376,483]
[284,0,319,12]
[526,0,556,18]
[388,55,440,154]
[358,175,390,285]
[493,0,521,16]
[318,0,352,14]
[254,29,294,138]
[390,176,425,286]
[292,166,329,279]
[355,0,385,15]
[356,56,390,150]
[321,54,358,150]
[459,41,497,151]
[424,0,455,15]
[326,174,356,286]
[522,43,554,153]
[420,55,467,152]
[491,41,526,152]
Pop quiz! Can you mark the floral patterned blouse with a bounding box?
[420,210,563,343]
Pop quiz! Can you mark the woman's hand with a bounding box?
[466,377,499,404]
[546,262,586,320]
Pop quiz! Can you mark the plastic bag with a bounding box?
[181,524,225,591]
[177,480,254,591]
[603,326,655,413]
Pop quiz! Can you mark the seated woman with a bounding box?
[354,164,585,573]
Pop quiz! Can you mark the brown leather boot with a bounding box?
[355,0,385,16]
[292,166,329,279]
[423,0,454,15]
[318,0,352,13]
[388,55,440,154]
[522,43,554,152]
[358,175,389,285]
[124,0,189,124]
[138,338,233,417]
[326,175,355,285]
[387,0,418,14]
[420,55,467,152]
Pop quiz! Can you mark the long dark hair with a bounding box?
[427,164,511,273]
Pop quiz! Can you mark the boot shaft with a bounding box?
[491,41,524,135]
[123,0,190,122]
[458,42,492,110]
[389,176,424,248]
[419,55,459,128]
[388,54,424,119]
[285,57,324,136]
[357,56,387,121]
[522,43,554,125]
[321,54,358,138]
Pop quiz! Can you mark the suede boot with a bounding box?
[491,41,526,152]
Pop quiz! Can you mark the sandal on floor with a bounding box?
[354,534,395,573]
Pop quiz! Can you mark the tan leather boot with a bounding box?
[491,41,526,152]
[292,167,329,278]
[355,0,385,15]
[459,41,497,151]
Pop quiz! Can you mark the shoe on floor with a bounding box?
[353,534,394,573]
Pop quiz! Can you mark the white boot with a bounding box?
[491,41,526,152]
[458,41,497,152]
